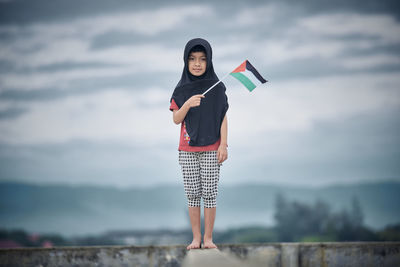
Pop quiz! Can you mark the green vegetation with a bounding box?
[0,229,71,247]
[1,194,400,247]
[0,229,119,247]
[273,194,377,242]
[215,194,400,243]
[215,226,278,243]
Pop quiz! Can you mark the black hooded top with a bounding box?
[170,38,229,147]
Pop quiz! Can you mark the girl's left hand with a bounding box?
[217,144,228,164]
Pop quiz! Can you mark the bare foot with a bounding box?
[203,239,217,249]
[186,239,202,250]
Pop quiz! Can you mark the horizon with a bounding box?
[1,177,399,236]
[1,177,399,190]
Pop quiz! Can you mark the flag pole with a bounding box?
[202,72,230,96]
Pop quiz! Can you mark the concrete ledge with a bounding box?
[0,242,399,267]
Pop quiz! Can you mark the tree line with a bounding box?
[1,194,399,247]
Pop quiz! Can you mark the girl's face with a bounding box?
[188,51,207,76]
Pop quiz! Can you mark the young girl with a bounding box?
[169,38,229,250]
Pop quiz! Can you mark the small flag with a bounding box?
[230,60,268,92]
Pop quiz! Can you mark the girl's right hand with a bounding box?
[186,94,205,108]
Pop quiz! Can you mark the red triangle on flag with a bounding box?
[231,60,247,73]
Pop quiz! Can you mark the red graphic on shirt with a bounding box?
[183,124,190,144]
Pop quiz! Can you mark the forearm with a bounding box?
[220,114,227,146]
[173,102,191,124]
[172,94,204,124]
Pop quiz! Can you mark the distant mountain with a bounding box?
[1,180,399,237]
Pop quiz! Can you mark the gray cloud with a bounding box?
[285,0,400,17]
[0,106,27,120]
[0,107,399,187]
[1,0,399,26]
[224,107,400,186]
[0,0,399,187]
[0,139,180,187]
[0,72,174,102]
[2,1,399,97]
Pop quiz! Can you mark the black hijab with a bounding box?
[170,38,229,146]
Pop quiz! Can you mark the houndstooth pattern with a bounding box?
[178,150,221,208]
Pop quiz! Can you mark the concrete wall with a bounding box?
[0,242,399,267]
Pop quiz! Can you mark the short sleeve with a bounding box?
[169,99,179,111]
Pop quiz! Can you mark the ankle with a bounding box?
[203,235,213,241]
[193,234,202,241]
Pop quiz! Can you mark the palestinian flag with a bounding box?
[230,60,268,92]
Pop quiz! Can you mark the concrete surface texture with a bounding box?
[182,248,243,267]
[0,242,399,267]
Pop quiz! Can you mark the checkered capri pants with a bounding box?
[178,150,222,208]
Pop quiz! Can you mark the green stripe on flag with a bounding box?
[230,72,256,92]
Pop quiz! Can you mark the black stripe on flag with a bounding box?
[246,60,268,83]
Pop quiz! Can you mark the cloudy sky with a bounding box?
[0,0,399,188]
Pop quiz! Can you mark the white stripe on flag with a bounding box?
[242,69,262,87]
